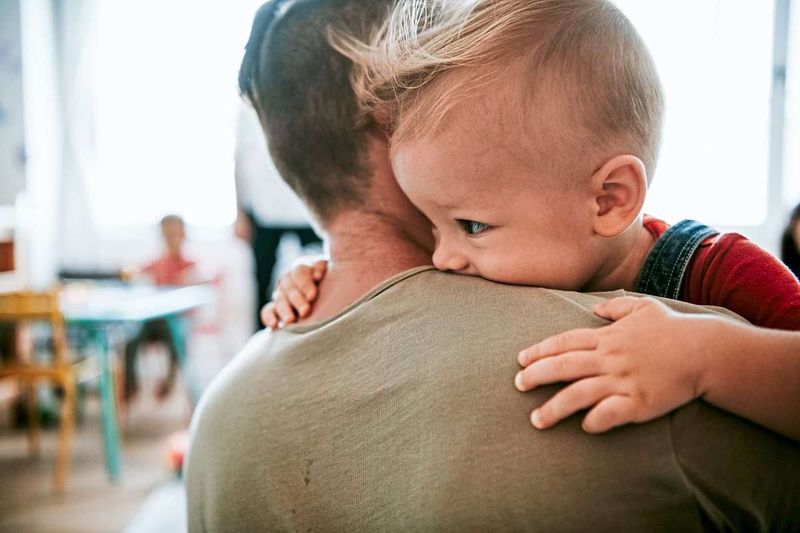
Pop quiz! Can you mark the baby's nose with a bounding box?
[432,245,469,273]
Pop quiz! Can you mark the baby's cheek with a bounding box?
[493,255,586,290]
[477,255,544,286]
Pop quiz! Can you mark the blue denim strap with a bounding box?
[634,219,718,299]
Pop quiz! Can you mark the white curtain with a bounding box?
[54,0,104,272]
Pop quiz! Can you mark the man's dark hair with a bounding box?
[238,0,392,223]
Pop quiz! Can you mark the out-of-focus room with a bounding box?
[0,1,323,531]
[0,0,798,531]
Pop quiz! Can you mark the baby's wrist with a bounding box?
[691,316,739,400]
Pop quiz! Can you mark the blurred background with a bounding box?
[0,0,798,531]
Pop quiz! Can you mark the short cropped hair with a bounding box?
[334,0,665,180]
[238,0,393,223]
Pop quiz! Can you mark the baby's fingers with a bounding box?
[581,395,638,433]
[285,286,312,318]
[260,302,280,330]
[271,291,298,326]
[311,259,328,281]
[518,328,599,367]
[287,265,320,301]
[514,351,601,392]
[530,377,611,430]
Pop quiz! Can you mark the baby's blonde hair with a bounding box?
[332,0,664,180]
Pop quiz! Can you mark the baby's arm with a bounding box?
[261,259,328,329]
[515,296,800,442]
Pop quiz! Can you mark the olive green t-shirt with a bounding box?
[186,267,800,532]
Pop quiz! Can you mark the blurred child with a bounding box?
[124,215,198,400]
[266,0,800,441]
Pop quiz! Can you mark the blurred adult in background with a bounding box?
[781,203,800,279]
[234,102,322,331]
[124,215,199,400]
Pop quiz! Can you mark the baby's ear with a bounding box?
[589,155,647,238]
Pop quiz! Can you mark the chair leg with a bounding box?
[53,373,76,493]
[26,379,40,457]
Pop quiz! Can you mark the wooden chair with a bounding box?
[0,288,76,493]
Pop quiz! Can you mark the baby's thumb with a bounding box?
[593,296,647,322]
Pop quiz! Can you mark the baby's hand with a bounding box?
[261,259,328,329]
[514,296,707,433]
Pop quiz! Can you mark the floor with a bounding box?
[0,379,192,533]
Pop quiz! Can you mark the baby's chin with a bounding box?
[431,264,586,290]
[469,269,585,291]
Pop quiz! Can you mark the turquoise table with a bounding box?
[61,283,214,483]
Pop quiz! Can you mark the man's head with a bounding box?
[337,0,664,290]
[160,214,186,256]
[239,0,432,242]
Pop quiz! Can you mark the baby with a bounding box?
[266,0,800,440]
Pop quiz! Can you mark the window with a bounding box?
[92,0,264,228]
[784,0,800,210]
[89,1,793,238]
[613,0,775,227]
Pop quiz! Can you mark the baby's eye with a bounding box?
[457,219,490,235]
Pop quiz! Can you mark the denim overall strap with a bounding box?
[634,220,718,300]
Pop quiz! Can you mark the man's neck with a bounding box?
[302,212,432,323]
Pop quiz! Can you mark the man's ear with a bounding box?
[589,155,648,238]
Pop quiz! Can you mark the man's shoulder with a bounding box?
[190,270,610,429]
[378,267,614,317]
[197,329,270,394]
[335,267,741,348]
[188,330,272,443]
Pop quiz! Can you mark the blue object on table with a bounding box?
[61,283,214,483]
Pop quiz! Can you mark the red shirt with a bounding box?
[142,253,197,287]
[643,216,800,331]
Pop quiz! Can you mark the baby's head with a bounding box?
[336,0,664,290]
[160,214,186,256]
